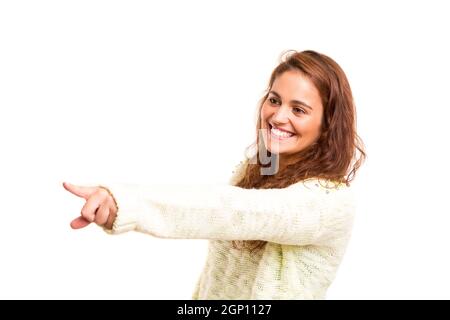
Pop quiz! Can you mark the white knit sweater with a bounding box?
[103,158,356,299]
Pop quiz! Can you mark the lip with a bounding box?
[268,123,295,135]
[268,123,296,141]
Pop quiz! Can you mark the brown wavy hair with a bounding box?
[232,49,366,252]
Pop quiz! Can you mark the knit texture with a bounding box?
[103,158,356,299]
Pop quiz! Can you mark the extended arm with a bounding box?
[103,179,355,246]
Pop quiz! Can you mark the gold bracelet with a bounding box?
[98,185,119,211]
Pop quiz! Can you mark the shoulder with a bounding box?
[290,177,349,191]
[288,177,355,204]
[229,157,251,186]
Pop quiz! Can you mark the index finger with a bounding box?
[63,182,97,199]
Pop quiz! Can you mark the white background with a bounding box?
[1,0,449,299]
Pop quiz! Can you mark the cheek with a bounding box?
[310,123,322,141]
[294,117,321,138]
[260,104,272,121]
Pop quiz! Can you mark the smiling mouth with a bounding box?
[267,123,296,140]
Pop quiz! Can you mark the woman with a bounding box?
[63,50,366,299]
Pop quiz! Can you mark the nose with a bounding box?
[271,104,291,124]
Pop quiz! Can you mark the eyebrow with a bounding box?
[268,90,313,110]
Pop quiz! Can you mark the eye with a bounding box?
[293,107,306,114]
[268,97,279,105]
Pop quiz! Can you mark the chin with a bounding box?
[266,145,287,154]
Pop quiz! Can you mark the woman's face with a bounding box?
[261,70,324,158]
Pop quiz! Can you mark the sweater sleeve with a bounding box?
[101,176,355,246]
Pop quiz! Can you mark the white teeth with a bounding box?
[271,127,294,138]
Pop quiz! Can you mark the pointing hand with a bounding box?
[63,182,118,230]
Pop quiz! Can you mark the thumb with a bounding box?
[63,182,97,199]
[70,216,91,229]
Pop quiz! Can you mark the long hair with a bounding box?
[232,50,366,252]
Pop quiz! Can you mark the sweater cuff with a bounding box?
[99,183,142,235]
